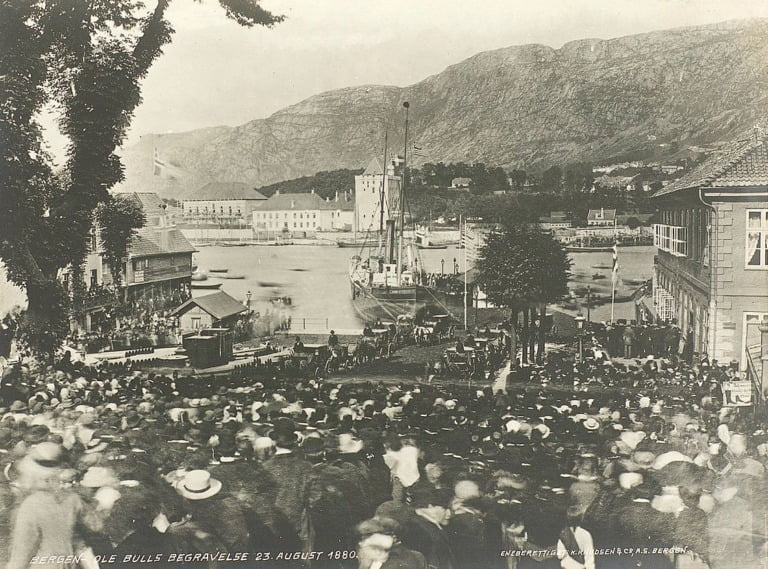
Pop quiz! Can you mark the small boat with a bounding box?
[591,273,607,280]
[220,242,248,247]
[209,268,228,273]
[221,274,245,279]
[191,272,208,282]
[258,281,281,288]
[337,239,372,248]
[591,264,612,269]
[417,243,448,250]
[191,282,223,290]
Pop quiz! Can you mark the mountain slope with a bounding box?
[118,18,768,198]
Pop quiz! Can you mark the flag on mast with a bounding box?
[612,242,620,285]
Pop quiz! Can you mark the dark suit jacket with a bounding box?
[401,515,454,569]
[383,544,428,569]
[264,452,313,535]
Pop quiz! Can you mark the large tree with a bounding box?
[0,0,282,355]
[476,224,571,364]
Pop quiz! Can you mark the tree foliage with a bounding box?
[0,0,283,355]
[94,195,147,286]
[476,225,571,312]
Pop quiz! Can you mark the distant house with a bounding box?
[450,177,472,190]
[182,182,267,225]
[354,157,401,234]
[587,208,617,227]
[538,211,572,230]
[171,291,248,333]
[661,164,684,175]
[124,222,197,302]
[65,193,197,332]
[252,190,350,235]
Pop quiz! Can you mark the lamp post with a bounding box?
[586,285,591,324]
[246,290,252,312]
[453,258,458,275]
[575,314,586,362]
[441,258,445,275]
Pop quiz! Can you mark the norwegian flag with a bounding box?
[612,242,620,284]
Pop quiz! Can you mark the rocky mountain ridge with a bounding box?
[117,18,768,198]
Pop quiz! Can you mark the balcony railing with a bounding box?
[131,265,191,284]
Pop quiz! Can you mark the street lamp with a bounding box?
[575,314,586,362]
[441,258,445,275]
[453,257,458,275]
[246,290,252,311]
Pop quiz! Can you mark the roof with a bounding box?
[170,291,247,320]
[653,134,768,198]
[129,226,196,258]
[114,192,166,223]
[186,182,267,201]
[451,177,472,186]
[255,191,334,212]
[330,191,355,211]
[362,157,384,176]
[587,209,617,221]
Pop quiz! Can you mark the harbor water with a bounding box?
[0,245,656,327]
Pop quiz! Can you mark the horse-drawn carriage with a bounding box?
[444,346,476,372]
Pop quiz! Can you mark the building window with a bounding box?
[746,210,768,268]
[191,317,202,330]
[654,224,686,256]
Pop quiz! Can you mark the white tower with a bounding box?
[354,157,401,234]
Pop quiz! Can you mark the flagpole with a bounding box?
[463,216,468,331]
[611,242,618,323]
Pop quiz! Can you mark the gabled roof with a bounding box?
[362,157,384,176]
[255,192,334,211]
[129,226,196,258]
[653,135,768,198]
[170,291,247,320]
[587,209,617,221]
[186,182,267,201]
[114,192,166,224]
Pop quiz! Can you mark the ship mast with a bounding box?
[380,128,388,236]
[397,102,409,284]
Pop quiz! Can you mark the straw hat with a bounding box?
[175,469,222,500]
[81,466,119,488]
[583,417,601,431]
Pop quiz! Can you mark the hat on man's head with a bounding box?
[175,469,222,500]
[356,516,399,538]
[81,466,119,488]
[408,485,449,509]
[23,425,51,445]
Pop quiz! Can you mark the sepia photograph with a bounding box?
[1,0,768,568]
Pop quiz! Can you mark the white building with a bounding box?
[587,208,617,227]
[252,190,351,235]
[354,157,401,233]
[181,182,267,225]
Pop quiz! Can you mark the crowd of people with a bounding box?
[0,330,765,569]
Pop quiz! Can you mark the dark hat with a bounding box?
[356,516,399,538]
[23,425,51,445]
[409,485,449,509]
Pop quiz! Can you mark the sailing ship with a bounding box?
[348,103,458,323]
[349,102,467,322]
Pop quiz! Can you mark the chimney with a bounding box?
[311,188,314,194]
[275,189,280,195]
[335,191,339,202]
[601,207,604,218]
[291,199,295,208]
